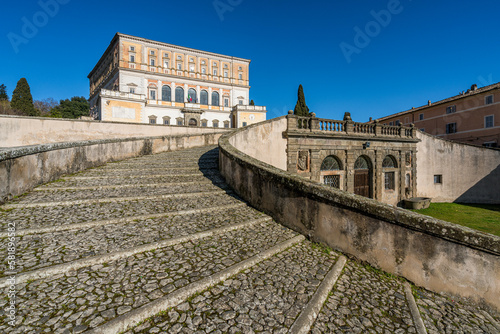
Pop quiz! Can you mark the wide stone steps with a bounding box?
[0,145,498,334]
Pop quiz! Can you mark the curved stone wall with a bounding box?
[0,132,223,203]
[218,117,500,312]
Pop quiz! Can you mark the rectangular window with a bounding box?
[164,60,169,68]
[446,123,457,134]
[324,175,340,189]
[150,50,155,55]
[483,141,498,148]
[150,58,155,66]
[177,120,183,126]
[239,73,243,80]
[395,120,401,126]
[434,175,442,184]
[129,88,135,94]
[129,46,135,51]
[190,65,195,72]
[213,69,217,76]
[485,95,494,105]
[384,172,395,190]
[224,71,228,78]
[419,113,424,120]
[177,63,182,70]
[242,122,247,127]
[239,100,243,105]
[213,122,219,128]
[224,122,229,128]
[164,119,169,125]
[420,128,425,132]
[149,118,156,124]
[238,66,242,70]
[202,67,206,74]
[446,105,456,114]
[202,121,207,127]
[177,55,182,60]
[485,115,494,128]
[389,122,393,126]
[150,90,156,100]
[130,55,135,63]
[224,98,229,107]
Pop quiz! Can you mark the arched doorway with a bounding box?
[354,155,372,198]
[188,118,197,126]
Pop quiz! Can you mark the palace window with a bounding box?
[213,69,218,76]
[213,120,219,128]
[202,67,206,74]
[224,98,229,107]
[149,89,156,100]
[177,55,182,60]
[395,120,401,126]
[163,116,170,125]
[485,95,494,105]
[238,66,242,70]
[485,115,494,128]
[382,155,397,168]
[188,88,197,103]
[200,90,208,105]
[162,86,171,102]
[150,50,155,55]
[150,58,155,66]
[201,119,207,127]
[177,62,182,70]
[190,64,195,72]
[224,121,229,128]
[434,175,442,184]
[129,88,135,94]
[224,71,228,78]
[324,175,341,188]
[419,113,424,120]
[130,55,135,63]
[239,73,243,80]
[201,60,206,65]
[446,105,456,114]
[446,123,457,134]
[164,60,169,68]
[149,116,157,124]
[175,87,184,102]
[177,118,183,126]
[129,46,135,51]
[212,91,220,106]
[242,122,247,126]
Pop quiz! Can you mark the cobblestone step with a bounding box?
[0,206,265,277]
[1,145,497,334]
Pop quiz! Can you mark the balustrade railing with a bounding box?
[289,115,415,139]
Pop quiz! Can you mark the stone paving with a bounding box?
[0,145,498,333]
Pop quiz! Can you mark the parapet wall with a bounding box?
[416,131,500,203]
[219,117,500,312]
[0,132,223,203]
[0,115,230,148]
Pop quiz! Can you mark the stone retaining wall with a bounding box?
[0,133,223,203]
[219,117,500,312]
[0,115,231,148]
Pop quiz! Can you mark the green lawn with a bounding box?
[413,203,500,237]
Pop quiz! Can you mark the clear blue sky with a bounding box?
[1,0,499,122]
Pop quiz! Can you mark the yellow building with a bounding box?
[88,33,266,127]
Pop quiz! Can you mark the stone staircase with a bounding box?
[0,145,498,334]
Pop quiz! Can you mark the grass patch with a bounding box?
[414,203,500,237]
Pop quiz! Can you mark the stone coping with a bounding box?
[0,132,228,162]
[0,114,235,130]
[219,117,500,256]
[286,130,420,143]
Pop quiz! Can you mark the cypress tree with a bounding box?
[293,84,310,116]
[0,84,8,101]
[11,78,37,116]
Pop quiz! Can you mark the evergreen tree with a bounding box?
[50,96,90,119]
[11,78,37,116]
[249,99,255,106]
[0,84,8,101]
[293,84,310,117]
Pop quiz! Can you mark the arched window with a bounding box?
[354,156,370,169]
[175,87,184,103]
[188,118,197,126]
[212,91,220,106]
[162,86,171,101]
[320,156,342,171]
[383,155,397,168]
[200,90,208,105]
[188,88,197,103]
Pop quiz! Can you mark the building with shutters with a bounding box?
[88,33,266,128]
[373,82,500,147]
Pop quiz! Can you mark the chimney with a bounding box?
[471,84,478,91]
[428,100,431,106]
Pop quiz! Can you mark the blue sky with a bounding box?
[1,0,500,122]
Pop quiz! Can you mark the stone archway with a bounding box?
[188,118,197,126]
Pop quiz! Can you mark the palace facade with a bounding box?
[374,82,500,147]
[88,33,266,128]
